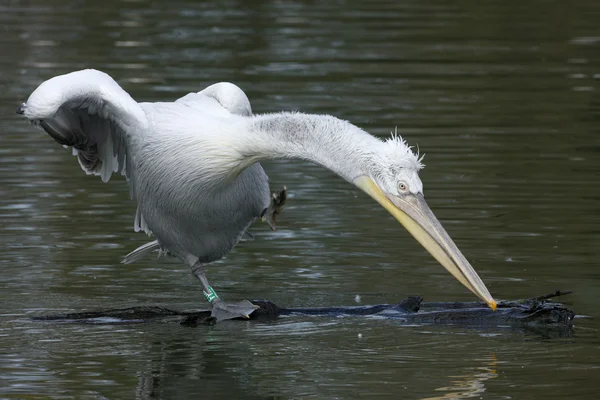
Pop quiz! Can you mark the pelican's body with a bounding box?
[133,102,272,264]
[18,69,497,320]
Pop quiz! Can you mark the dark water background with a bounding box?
[1,0,599,398]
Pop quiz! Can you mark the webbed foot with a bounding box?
[262,186,287,231]
[211,299,259,321]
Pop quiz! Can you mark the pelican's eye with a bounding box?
[398,182,408,193]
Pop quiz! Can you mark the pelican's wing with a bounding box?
[122,239,160,264]
[176,82,252,117]
[18,69,148,186]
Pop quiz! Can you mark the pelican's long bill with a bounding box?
[354,176,497,311]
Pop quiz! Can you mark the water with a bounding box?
[1,0,599,398]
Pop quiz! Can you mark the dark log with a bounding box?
[33,291,575,337]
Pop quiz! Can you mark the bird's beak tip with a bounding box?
[488,299,497,311]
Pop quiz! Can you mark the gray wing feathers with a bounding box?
[122,240,160,264]
[22,69,146,192]
[134,206,151,234]
[48,107,131,183]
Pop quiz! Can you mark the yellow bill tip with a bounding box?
[488,300,497,311]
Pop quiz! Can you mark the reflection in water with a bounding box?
[133,336,258,399]
[133,333,501,400]
[422,355,497,400]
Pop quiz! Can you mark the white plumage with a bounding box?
[19,69,497,320]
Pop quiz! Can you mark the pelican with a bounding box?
[17,69,497,320]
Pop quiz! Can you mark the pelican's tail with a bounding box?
[122,240,160,264]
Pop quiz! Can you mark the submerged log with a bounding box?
[33,290,575,336]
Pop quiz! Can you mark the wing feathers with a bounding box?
[21,69,147,186]
[121,240,160,264]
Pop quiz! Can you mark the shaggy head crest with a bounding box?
[367,128,425,195]
[381,128,424,171]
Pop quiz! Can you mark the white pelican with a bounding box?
[17,69,497,320]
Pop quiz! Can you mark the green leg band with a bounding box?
[203,286,219,303]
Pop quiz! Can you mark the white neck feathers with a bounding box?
[239,112,382,183]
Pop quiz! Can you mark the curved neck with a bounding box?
[240,112,381,183]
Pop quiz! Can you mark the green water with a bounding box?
[1,0,599,398]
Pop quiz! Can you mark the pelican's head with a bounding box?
[353,134,497,310]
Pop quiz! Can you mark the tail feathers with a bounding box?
[122,240,160,264]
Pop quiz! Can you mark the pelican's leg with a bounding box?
[190,261,257,321]
[262,186,287,230]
